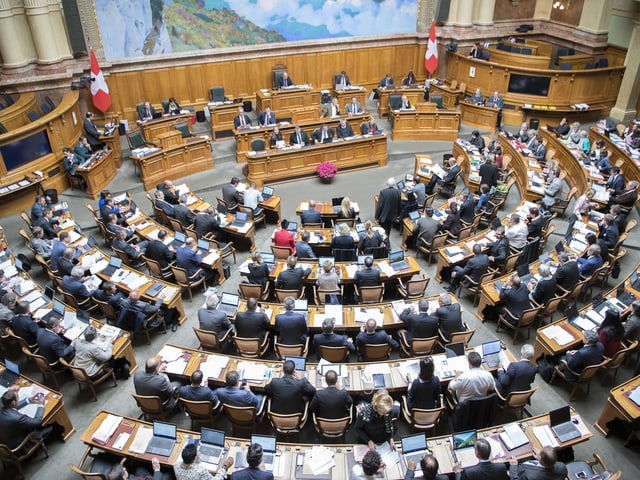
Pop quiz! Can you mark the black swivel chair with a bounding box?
[209,86,225,103]
[430,96,444,109]
[27,110,40,121]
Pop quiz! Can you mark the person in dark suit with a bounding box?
[598,214,619,249]
[607,180,638,209]
[274,296,308,345]
[158,180,180,204]
[0,388,51,450]
[113,230,147,263]
[62,265,96,303]
[415,208,440,244]
[154,190,175,217]
[469,130,486,152]
[404,454,449,480]
[435,293,464,342]
[313,317,355,353]
[360,116,380,135]
[257,106,276,127]
[268,126,284,148]
[164,97,181,115]
[331,223,355,251]
[10,302,40,347]
[309,369,352,419]
[57,247,76,277]
[356,318,399,354]
[37,316,75,364]
[277,71,293,89]
[458,192,476,224]
[449,244,489,292]
[479,156,499,188]
[222,177,244,210]
[295,231,316,259]
[312,124,335,143]
[453,438,508,480]
[62,147,82,176]
[605,166,625,196]
[172,194,195,228]
[193,206,223,240]
[336,117,354,138]
[398,299,439,342]
[83,112,103,150]
[235,298,270,340]
[138,101,156,122]
[498,274,532,323]
[300,200,322,224]
[358,220,385,254]
[275,256,311,291]
[217,370,264,409]
[133,357,182,412]
[496,344,538,398]
[264,359,316,414]
[610,205,628,234]
[30,195,48,224]
[335,70,351,88]
[198,293,234,350]
[529,264,556,306]
[234,106,252,129]
[552,252,580,292]
[289,125,309,146]
[230,443,274,480]
[375,177,401,236]
[178,370,219,405]
[74,136,93,161]
[508,446,568,480]
[176,237,208,280]
[558,329,605,381]
[353,256,381,288]
[407,358,441,410]
[526,207,545,239]
[577,244,603,277]
[247,252,271,288]
[145,230,175,269]
[426,157,461,195]
[346,96,364,115]
[486,226,510,269]
[93,281,126,312]
[33,209,61,240]
[468,42,483,59]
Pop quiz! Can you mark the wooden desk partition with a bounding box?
[377,87,425,117]
[558,53,594,69]
[520,105,608,125]
[256,88,322,117]
[208,102,240,140]
[246,134,387,187]
[459,101,498,134]
[429,82,463,109]
[486,47,551,70]
[100,129,122,168]
[588,127,640,188]
[391,109,460,141]
[130,137,213,190]
[139,114,191,143]
[75,149,118,200]
[596,375,640,436]
[0,93,37,131]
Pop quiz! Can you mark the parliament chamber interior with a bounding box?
[1,0,640,478]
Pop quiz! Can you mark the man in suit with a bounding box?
[138,101,156,122]
[0,388,51,449]
[274,296,308,345]
[468,42,483,59]
[532,136,547,163]
[83,112,103,150]
[120,289,164,326]
[265,359,316,414]
[553,251,580,291]
[313,317,355,353]
[295,231,316,259]
[62,265,95,303]
[37,316,75,364]
[93,281,126,312]
[309,369,352,419]
[356,318,399,354]
[486,90,504,129]
[559,329,605,381]
[405,454,448,480]
[399,94,412,110]
[449,244,489,292]
[178,370,219,405]
[173,194,196,228]
[234,106,252,129]
[598,214,620,249]
[486,226,510,269]
[74,136,93,161]
[426,157,460,195]
[57,247,76,277]
[217,370,264,410]
[198,292,234,350]
[235,298,270,340]
[145,230,175,269]
[320,97,340,118]
[479,156,499,189]
[609,204,627,233]
[193,206,223,239]
[336,117,354,138]
[529,264,557,306]
[346,96,363,115]
[435,293,464,342]
[257,106,276,127]
[541,169,561,210]
[62,147,82,177]
[415,207,440,244]
[289,125,309,146]
[158,180,179,204]
[458,191,476,224]
[453,438,508,480]
[113,229,147,263]
[50,231,76,271]
[336,70,351,88]
[607,180,638,209]
[375,177,401,236]
[222,177,244,210]
[29,226,53,259]
[526,207,545,239]
[360,116,380,135]
[448,353,495,403]
[353,256,381,288]
[176,237,214,282]
[605,166,625,195]
[577,244,603,277]
[133,357,182,412]
[312,124,335,143]
[30,195,48,224]
[508,446,568,480]
[10,301,40,346]
[411,177,426,207]
[399,299,439,342]
[277,71,293,89]
[230,443,274,480]
[300,200,322,224]
[496,344,538,398]
[105,214,134,242]
[154,190,175,217]
[275,256,311,291]
[498,273,532,324]
[33,209,61,240]
[378,73,394,89]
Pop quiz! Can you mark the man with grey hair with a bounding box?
[37,316,76,364]
[415,207,440,244]
[553,251,580,291]
[496,344,538,398]
[505,213,528,250]
[62,265,95,303]
[313,317,355,352]
[74,325,114,377]
[29,226,53,259]
[57,246,76,277]
[355,318,399,355]
[275,255,311,292]
[375,177,402,236]
[435,292,464,342]
[154,189,175,217]
[198,292,234,350]
[275,296,308,345]
[453,437,507,479]
[399,299,439,342]
[558,329,604,381]
[193,205,222,239]
[173,193,196,228]
[0,293,17,329]
[529,263,556,305]
[541,169,562,210]
[607,180,638,209]
[577,244,602,277]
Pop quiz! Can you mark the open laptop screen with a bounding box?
[153,421,176,439]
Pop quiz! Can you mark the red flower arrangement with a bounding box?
[317,161,338,179]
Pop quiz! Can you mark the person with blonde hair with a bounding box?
[358,220,384,254]
[331,222,355,250]
[355,389,399,447]
[317,259,340,290]
[338,197,357,220]
[248,251,270,287]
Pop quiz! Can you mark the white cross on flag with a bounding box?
[90,48,111,113]
[424,20,438,75]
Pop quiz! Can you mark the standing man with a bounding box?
[222,177,244,210]
[83,112,103,150]
[486,91,504,129]
[375,177,401,237]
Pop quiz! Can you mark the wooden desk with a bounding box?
[558,53,594,70]
[378,87,425,117]
[429,82,463,109]
[538,128,590,196]
[1,362,75,441]
[76,149,118,200]
[139,114,191,143]
[100,128,122,168]
[596,375,640,436]
[222,212,257,252]
[208,102,241,140]
[294,199,360,224]
[129,137,213,190]
[391,109,460,141]
[333,87,367,112]
[521,105,608,126]
[255,87,322,118]
[459,101,498,135]
[588,128,640,188]
[497,135,546,203]
[486,48,551,70]
[0,93,37,131]
[246,134,387,188]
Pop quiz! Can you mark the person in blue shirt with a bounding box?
[577,244,603,277]
[596,148,611,175]
[476,184,491,211]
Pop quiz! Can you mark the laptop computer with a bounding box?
[124,201,137,218]
[631,271,640,290]
[549,405,581,443]
[452,430,478,466]
[396,180,405,191]
[217,292,240,317]
[294,299,308,319]
[355,223,366,234]
[82,235,98,251]
[554,241,565,254]
[152,111,163,120]
[28,285,56,313]
[284,355,307,378]
[262,186,274,200]
[197,239,211,255]
[332,197,345,207]
[287,222,298,232]
[357,255,369,265]
[408,210,420,223]
[252,435,277,470]
[0,359,20,387]
[42,300,66,322]
[170,231,186,248]
[146,282,164,297]
[146,421,177,457]
[322,137,332,144]
[231,211,248,228]
[401,433,430,466]
[481,340,502,368]
[199,428,225,465]
[389,250,410,271]
[101,256,123,277]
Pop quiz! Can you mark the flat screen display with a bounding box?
[507,74,551,96]
[1,130,53,171]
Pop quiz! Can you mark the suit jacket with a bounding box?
[399,309,439,340]
[222,184,243,209]
[36,327,75,364]
[10,313,40,346]
[353,267,381,287]
[295,241,315,259]
[173,204,195,228]
[194,213,221,238]
[275,267,310,291]
[30,236,53,258]
[336,124,354,138]
[358,232,384,254]
[33,216,60,240]
[309,385,353,419]
[159,185,179,204]
[459,198,476,224]
[257,111,276,126]
[57,257,75,277]
[301,208,322,224]
[321,103,340,118]
[0,402,45,449]
[113,237,141,261]
[50,240,67,271]
[83,118,101,147]
[289,130,309,145]
[265,374,316,414]
[176,246,203,277]
[145,239,174,268]
[436,304,464,341]
[235,310,270,340]
[331,234,355,250]
[407,376,441,410]
[346,102,363,114]
[509,460,567,480]
[527,216,545,238]
[461,254,489,282]
[62,275,92,302]
[274,311,308,345]
[360,122,380,135]
[155,198,175,217]
[565,342,604,379]
[178,385,218,404]
[599,224,619,249]
[531,277,557,305]
[313,332,355,351]
[577,254,603,277]
[355,329,399,351]
[138,106,156,121]
[63,153,82,175]
[133,371,177,410]
[496,360,538,396]
[94,288,126,311]
[404,471,448,480]
[606,173,625,194]
[248,262,270,287]
[479,162,499,187]
[611,188,638,207]
[230,467,274,480]
[277,76,293,88]
[486,237,510,267]
[198,307,233,338]
[234,114,252,128]
[217,386,260,408]
[443,165,461,184]
[312,127,335,142]
[553,260,580,290]
[376,187,401,224]
[500,283,532,318]
[416,216,440,243]
[456,460,508,480]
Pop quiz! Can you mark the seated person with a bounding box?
[173,194,196,228]
[62,265,96,303]
[29,226,53,259]
[336,70,351,88]
[37,316,75,365]
[274,296,309,345]
[469,130,485,152]
[222,176,244,210]
[133,357,182,412]
[94,280,126,312]
[74,136,93,161]
[62,147,83,176]
[154,190,175,217]
[242,183,264,215]
[176,237,216,283]
[290,125,309,145]
[402,70,417,86]
[258,106,276,127]
[435,292,464,342]
[448,244,488,292]
[312,124,335,143]
[120,289,164,329]
[526,206,545,238]
[354,390,399,447]
[233,106,251,128]
[144,230,175,269]
[607,180,638,209]
[33,209,61,240]
[508,446,567,480]
[407,358,441,410]
[264,359,316,414]
[353,256,381,287]
[273,219,296,254]
[74,325,114,378]
[268,126,284,148]
[275,256,311,291]
[448,352,495,403]
[313,317,355,353]
[557,329,604,381]
[138,101,156,122]
[577,244,603,277]
[352,451,384,479]
[497,273,532,324]
[336,117,354,138]
[193,206,222,239]
[496,344,538,398]
[217,370,264,409]
[295,231,316,259]
[378,73,394,89]
[198,292,234,350]
[399,94,412,110]
[356,318,399,353]
[470,87,484,105]
[57,247,76,277]
[310,369,353,418]
[278,71,294,88]
[551,116,571,136]
[231,443,273,480]
[235,298,270,340]
[346,96,363,115]
[247,252,270,288]
[321,97,341,118]
[337,197,358,220]
[331,223,355,251]
[10,302,39,346]
[105,214,134,241]
[113,229,147,263]
[0,388,50,450]
[360,116,380,135]
[300,200,322,224]
[317,259,340,291]
[164,97,181,115]
[178,370,219,405]
[399,299,439,342]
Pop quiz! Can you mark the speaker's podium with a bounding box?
[155,130,183,149]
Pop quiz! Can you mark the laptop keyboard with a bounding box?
[200,445,223,463]
[484,353,500,368]
[0,372,18,387]
[392,260,409,271]
[554,423,579,438]
[147,437,175,455]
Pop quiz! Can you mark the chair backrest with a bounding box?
[577,359,609,383]
[411,336,439,356]
[272,69,287,89]
[410,406,445,431]
[251,138,266,151]
[233,336,263,358]
[430,96,443,109]
[363,245,388,259]
[503,387,537,410]
[362,343,391,361]
[93,297,118,322]
[275,289,303,302]
[238,283,265,299]
[180,398,215,420]
[606,340,637,370]
[456,224,474,241]
[313,414,351,438]
[27,110,40,121]
[40,103,52,114]
[274,338,307,359]
[223,403,257,426]
[267,400,307,433]
[20,211,32,229]
[449,327,475,347]
[0,122,7,134]
[170,265,190,285]
[143,256,165,279]
[315,287,342,306]
[174,122,192,138]
[271,245,291,259]
[210,86,225,102]
[45,95,56,110]
[193,327,221,351]
[59,358,91,384]
[318,345,349,363]
[22,346,56,374]
[334,248,356,262]
[358,285,384,304]
[625,219,637,234]
[405,276,430,297]
[131,393,165,417]
[517,307,541,328]
[69,463,108,480]
[127,127,146,149]
[452,393,497,431]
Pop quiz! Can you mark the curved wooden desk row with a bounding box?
[459,102,499,135]
[245,134,387,188]
[82,407,592,477]
[0,93,37,130]
[537,128,591,193]
[588,127,640,189]
[256,87,322,117]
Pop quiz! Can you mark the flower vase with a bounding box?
[320,176,333,184]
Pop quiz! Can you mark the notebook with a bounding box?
[481,340,502,368]
[452,430,478,466]
[101,256,123,277]
[389,250,409,272]
[0,359,20,387]
[549,405,581,443]
[146,421,177,457]
[199,428,225,465]
[401,433,430,466]
[217,292,240,317]
[262,186,274,199]
[294,299,308,319]
[396,180,405,191]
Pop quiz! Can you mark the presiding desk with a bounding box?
[333,86,368,112]
[377,87,425,117]
[596,375,640,436]
[82,406,592,478]
[75,148,118,200]
[390,107,460,141]
[256,86,321,117]
[208,102,242,140]
[245,134,387,188]
[138,114,192,143]
[459,101,499,135]
[429,82,464,109]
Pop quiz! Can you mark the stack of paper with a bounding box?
[541,325,575,345]
[92,414,122,445]
[305,446,335,475]
[324,304,343,325]
[532,425,559,448]
[128,426,153,453]
[158,345,184,362]
[199,354,229,380]
[354,307,384,324]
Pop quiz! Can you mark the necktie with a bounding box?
[146,109,150,118]
[240,116,245,127]
[322,131,326,141]
[297,134,301,144]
